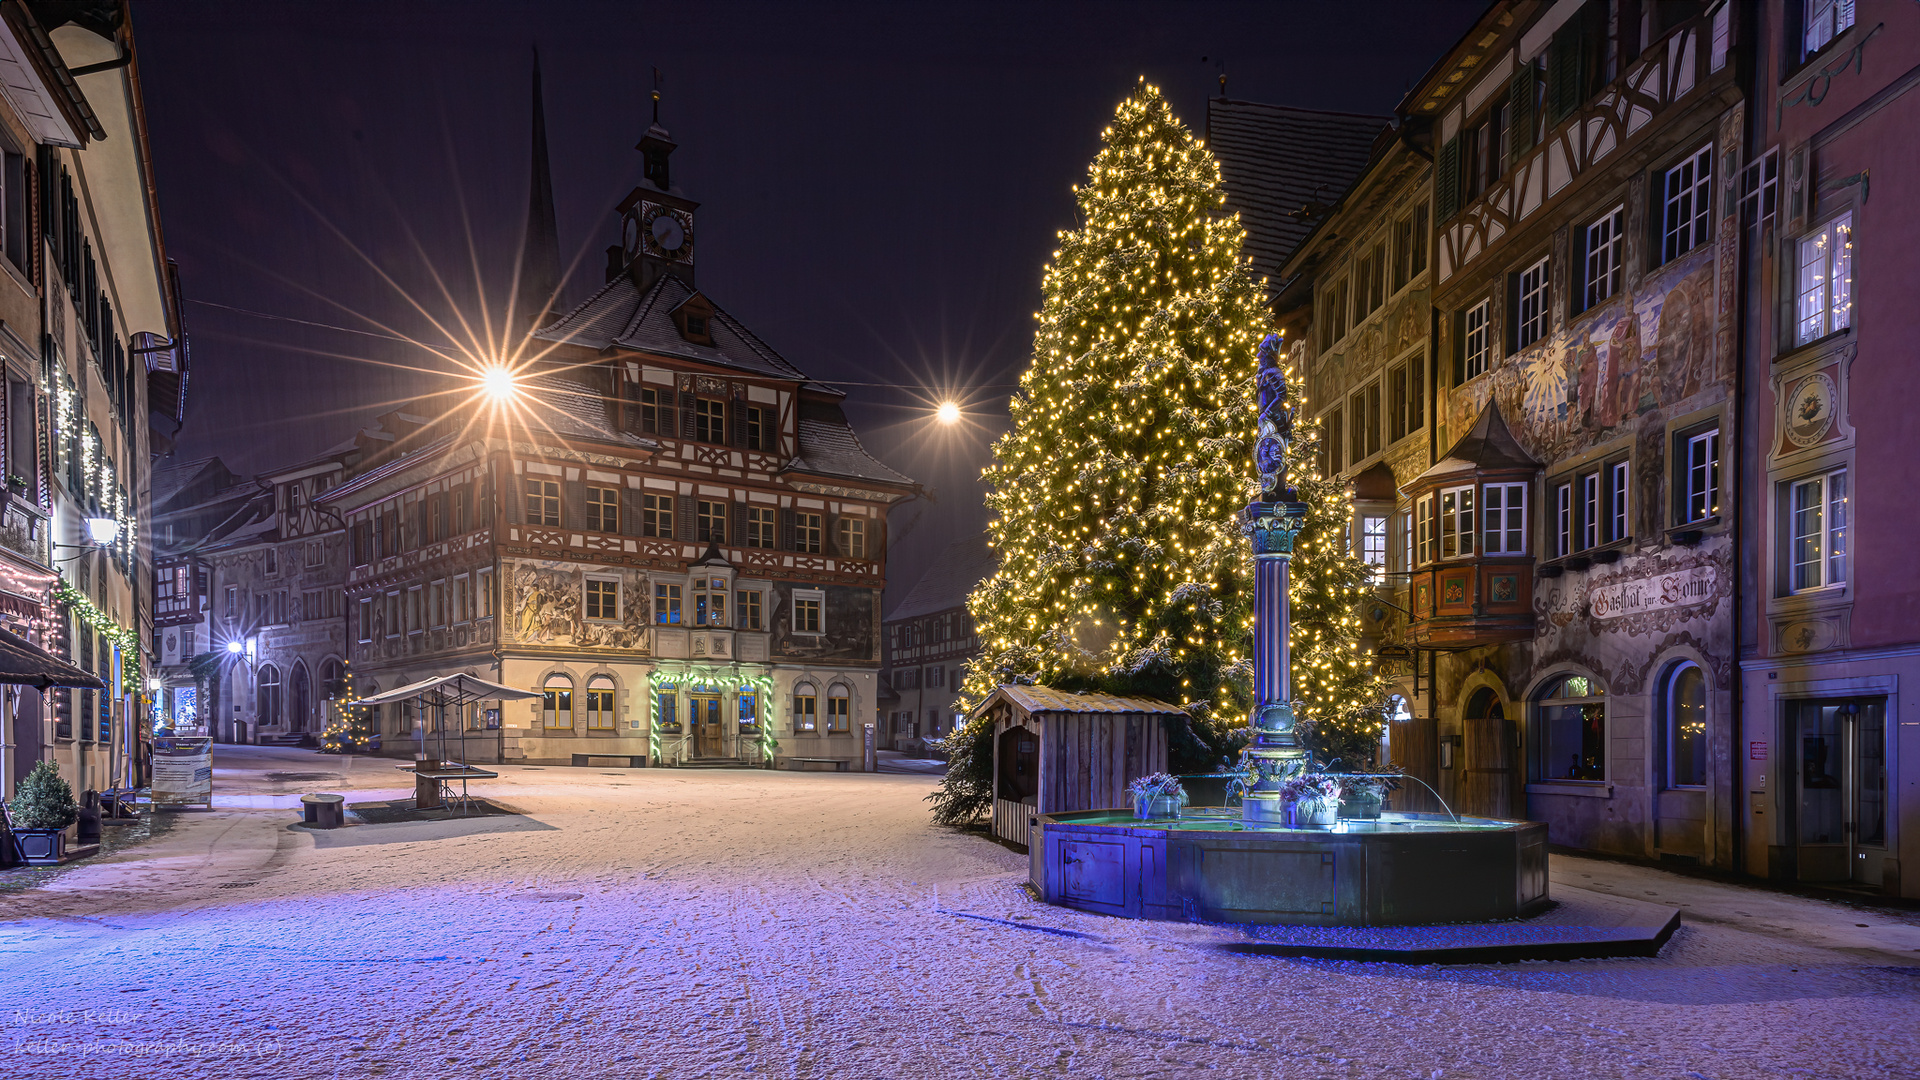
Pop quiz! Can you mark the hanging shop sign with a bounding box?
[1589,564,1719,620]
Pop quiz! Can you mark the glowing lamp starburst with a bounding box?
[936,401,961,425]
[481,365,518,402]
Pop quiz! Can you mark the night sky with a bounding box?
[133,0,1480,599]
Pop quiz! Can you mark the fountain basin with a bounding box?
[1031,809,1548,926]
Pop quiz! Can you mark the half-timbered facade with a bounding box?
[1406,0,1744,865]
[318,103,916,769]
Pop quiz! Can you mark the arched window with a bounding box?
[585,676,616,730]
[543,674,574,729]
[256,664,281,727]
[654,681,680,730]
[1531,674,1606,782]
[1662,663,1707,788]
[826,683,851,733]
[320,658,345,699]
[793,681,818,733]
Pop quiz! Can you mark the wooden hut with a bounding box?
[974,685,1183,846]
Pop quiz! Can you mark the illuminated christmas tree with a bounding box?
[318,661,374,754]
[930,81,1388,824]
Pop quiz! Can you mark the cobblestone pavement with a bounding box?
[0,744,1915,1079]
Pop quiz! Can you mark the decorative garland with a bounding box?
[647,666,779,764]
[53,577,140,689]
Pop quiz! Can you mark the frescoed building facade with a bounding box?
[1409,0,1744,865]
[316,81,916,769]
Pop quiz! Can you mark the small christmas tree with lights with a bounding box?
[930,81,1388,824]
[318,662,374,754]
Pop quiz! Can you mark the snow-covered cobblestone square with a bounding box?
[2,745,1917,1079]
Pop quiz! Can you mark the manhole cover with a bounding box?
[526,892,583,903]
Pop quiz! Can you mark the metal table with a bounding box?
[398,764,499,816]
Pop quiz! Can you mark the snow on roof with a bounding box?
[787,415,914,488]
[534,272,810,383]
[885,533,994,623]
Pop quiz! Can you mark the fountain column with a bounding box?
[1242,333,1309,825]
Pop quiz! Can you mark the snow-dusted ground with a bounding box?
[2,744,1917,1080]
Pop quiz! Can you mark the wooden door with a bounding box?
[693,695,724,757]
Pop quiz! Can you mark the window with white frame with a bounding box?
[1439,485,1475,559]
[1463,300,1491,379]
[1661,146,1713,263]
[825,684,851,733]
[1360,515,1388,576]
[1681,427,1721,524]
[1608,460,1630,542]
[1788,468,1847,593]
[1803,0,1855,60]
[1796,212,1853,345]
[1415,494,1435,565]
[1584,206,1624,309]
[1482,483,1527,555]
[1580,472,1600,551]
[792,589,824,634]
[1554,481,1573,557]
[1398,505,1413,573]
[1516,257,1549,349]
[692,576,727,626]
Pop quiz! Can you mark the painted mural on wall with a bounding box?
[1530,542,1734,694]
[1447,246,1720,463]
[769,583,878,662]
[503,559,652,651]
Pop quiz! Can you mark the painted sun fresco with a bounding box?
[1448,246,1719,461]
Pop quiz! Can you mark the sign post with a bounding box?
[862,723,876,773]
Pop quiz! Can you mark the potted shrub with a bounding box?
[1127,773,1187,820]
[9,760,77,864]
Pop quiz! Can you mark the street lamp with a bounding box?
[481,365,518,402]
[935,401,961,425]
[85,516,120,545]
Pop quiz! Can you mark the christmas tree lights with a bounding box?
[930,82,1389,824]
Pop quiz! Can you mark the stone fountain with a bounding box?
[1028,334,1550,927]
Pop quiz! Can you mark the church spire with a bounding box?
[516,49,562,335]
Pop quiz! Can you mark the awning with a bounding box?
[358,673,540,708]
[0,624,105,689]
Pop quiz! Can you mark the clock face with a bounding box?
[639,202,695,263]
[651,213,685,252]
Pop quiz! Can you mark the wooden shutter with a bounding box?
[868,515,885,562]
[1435,136,1461,221]
[620,488,643,536]
[565,481,587,530]
[730,398,748,449]
[676,494,694,541]
[1506,66,1535,168]
[1548,24,1584,125]
[679,391,697,440]
[1452,308,1466,385]
[780,507,796,551]
[733,501,749,544]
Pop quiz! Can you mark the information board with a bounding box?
[152,736,213,807]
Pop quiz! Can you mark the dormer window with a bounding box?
[674,295,717,346]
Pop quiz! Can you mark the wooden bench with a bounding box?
[571,754,647,769]
[300,793,345,829]
[785,757,852,772]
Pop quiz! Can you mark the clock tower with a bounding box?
[610,88,698,295]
